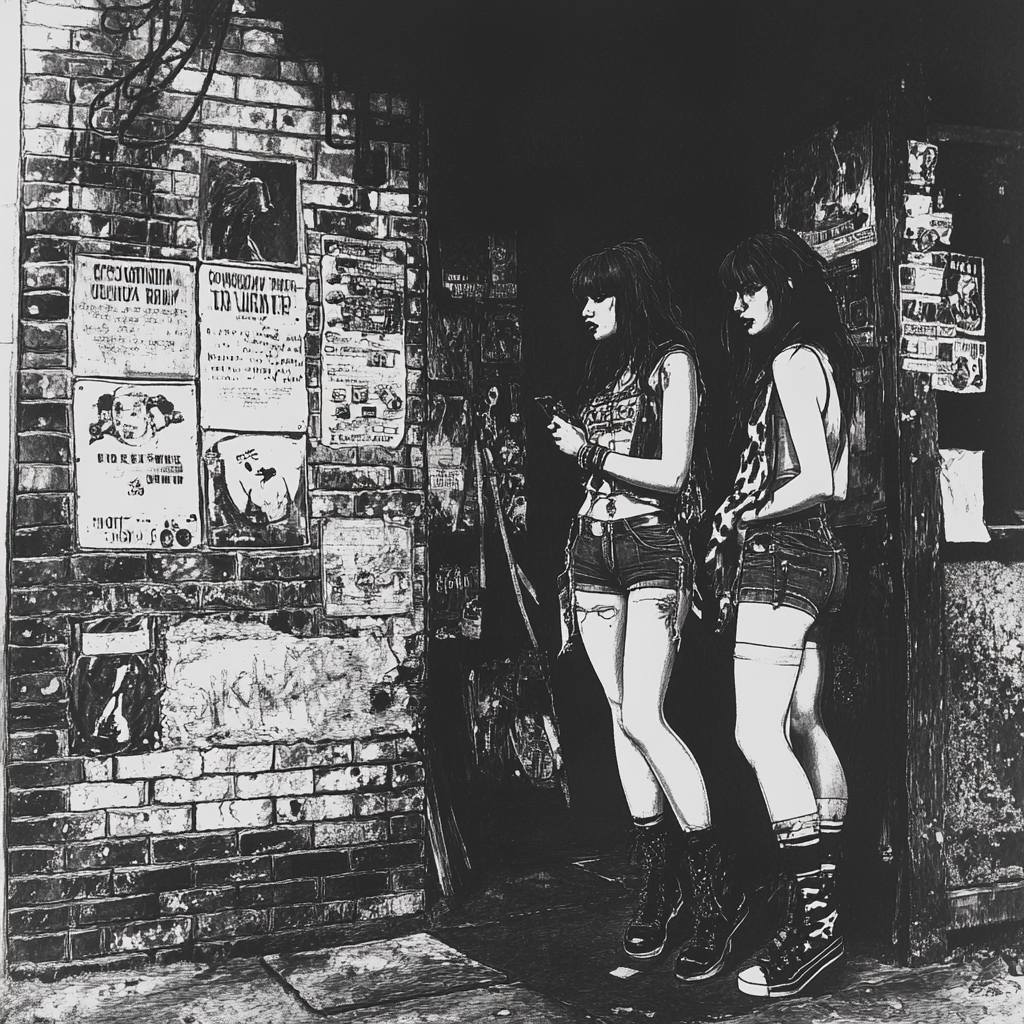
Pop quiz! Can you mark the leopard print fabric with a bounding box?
[706,380,774,566]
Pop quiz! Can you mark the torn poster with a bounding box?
[481,307,523,363]
[202,431,308,547]
[826,255,875,333]
[904,212,953,252]
[775,121,876,261]
[322,517,413,616]
[74,379,200,549]
[427,394,472,533]
[320,237,408,449]
[943,254,985,336]
[908,140,939,188]
[428,311,473,382]
[198,263,307,432]
[72,255,196,379]
[903,192,933,218]
[939,449,990,543]
[933,339,987,393]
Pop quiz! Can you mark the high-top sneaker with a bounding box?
[622,819,688,960]
[736,871,843,998]
[674,828,748,982]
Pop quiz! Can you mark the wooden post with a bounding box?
[874,74,950,964]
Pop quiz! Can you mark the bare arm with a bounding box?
[549,350,698,494]
[743,346,834,522]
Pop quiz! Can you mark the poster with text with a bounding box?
[72,255,196,379]
[74,379,200,550]
[322,517,413,616]
[775,122,876,261]
[908,141,939,188]
[904,212,953,252]
[427,393,472,533]
[202,431,308,547]
[320,237,407,449]
[942,254,985,336]
[198,263,307,433]
[933,339,987,394]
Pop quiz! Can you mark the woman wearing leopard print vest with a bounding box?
[709,228,856,999]
[546,239,747,982]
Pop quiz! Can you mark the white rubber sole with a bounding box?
[737,936,844,998]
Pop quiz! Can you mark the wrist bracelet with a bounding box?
[576,443,593,472]
[591,445,610,474]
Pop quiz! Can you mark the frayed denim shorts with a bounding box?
[737,512,848,620]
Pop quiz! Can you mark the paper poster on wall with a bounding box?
[319,236,407,449]
[201,431,308,547]
[74,379,200,550]
[943,254,985,336]
[488,234,518,300]
[775,121,876,261]
[907,141,939,188]
[72,256,196,379]
[939,449,990,543]
[904,212,953,252]
[322,517,413,616]
[903,192,933,218]
[428,311,472,382]
[481,307,523,363]
[198,262,307,433]
[933,339,987,394]
[427,393,472,533]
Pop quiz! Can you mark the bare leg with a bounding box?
[576,590,663,819]
[620,587,710,831]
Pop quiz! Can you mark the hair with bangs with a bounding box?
[718,228,857,447]
[571,239,696,412]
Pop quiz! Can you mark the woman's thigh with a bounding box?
[576,589,628,706]
[735,601,815,650]
[621,587,689,709]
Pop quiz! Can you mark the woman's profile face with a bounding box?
[581,294,617,342]
[733,286,774,336]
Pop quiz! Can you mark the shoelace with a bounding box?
[629,831,669,927]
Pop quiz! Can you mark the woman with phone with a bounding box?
[708,228,854,998]
[546,239,747,981]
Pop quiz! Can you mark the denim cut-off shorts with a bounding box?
[571,519,693,596]
[737,513,848,620]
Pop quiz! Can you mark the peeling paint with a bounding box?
[162,618,414,747]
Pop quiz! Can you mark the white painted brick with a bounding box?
[274,741,353,770]
[356,891,424,921]
[280,60,322,84]
[23,127,73,157]
[300,182,355,208]
[276,108,322,136]
[170,69,235,99]
[396,736,419,758]
[275,794,354,823]
[109,918,192,953]
[203,99,275,130]
[173,172,200,197]
[21,25,72,51]
[316,765,388,793]
[203,745,274,775]
[314,820,387,847]
[237,77,316,109]
[195,798,273,831]
[234,130,316,160]
[235,770,314,799]
[24,2,100,29]
[378,193,410,214]
[114,750,202,780]
[154,775,234,804]
[353,740,397,762]
[108,806,192,837]
[69,781,145,812]
[82,758,113,783]
[237,29,287,58]
[354,792,388,816]
[59,812,107,841]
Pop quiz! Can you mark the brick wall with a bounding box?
[8,0,429,973]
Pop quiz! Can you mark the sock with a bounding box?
[775,815,821,890]
[634,812,666,830]
[816,798,846,877]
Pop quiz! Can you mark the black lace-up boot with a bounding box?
[674,828,748,982]
[736,868,843,998]
[622,819,688,960]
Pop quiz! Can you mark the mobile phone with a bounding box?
[535,395,566,421]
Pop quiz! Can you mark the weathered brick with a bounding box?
[203,745,274,775]
[356,890,425,920]
[201,581,279,610]
[391,863,427,892]
[68,781,146,812]
[316,465,392,490]
[274,741,352,770]
[112,583,203,613]
[353,739,398,762]
[275,793,354,823]
[107,806,192,837]
[322,872,389,902]
[391,762,425,787]
[17,463,72,492]
[82,757,113,782]
[24,2,101,30]
[23,127,74,158]
[70,929,108,959]
[7,810,105,849]
[145,552,236,582]
[277,579,322,606]
[388,814,425,841]
[7,700,69,733]
[10,584,108,616]
[18,402,70,433]
[153,832,237,863]
[8,933,68,964]
[238,827,312,857]
[74,895,157,929]
[272,904,319,931]
[23,156,75,183]
[108,918,193,952]
[316,147,355,183]
[71,553,148,583]
[154,775,234,804]
[353,792,388,817]
[8,644,67,674]
[18,431,71,463]
[195,799,273,832]
[10,847,63,876]
[14,492,71,527]
[236,552,319,581]
[235,770,314,800]
[113,865,191,896]
[23,181,71,209]
[193,857,272,887]
[7,727,64,761]
[273,849,351,880]
[8,758,83,789]
[9,787,68,818]
[202,97,275,130]
[159,886,236,916]
[66,838,149,871]
[315,764,388,793]
[115,749,202,780]
[314,819,388,847]
[214,51,279,78]
[321,900,356,925]
[196,908,269,940]
[9,905,72,936]
[8,871,111,907]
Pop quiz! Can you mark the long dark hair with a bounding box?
[571,239,699,412]
[718,229,857,448]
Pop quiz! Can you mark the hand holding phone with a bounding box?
[535,395,567,421]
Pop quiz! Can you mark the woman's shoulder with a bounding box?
[649,339,698,384]
[771,344,830,397]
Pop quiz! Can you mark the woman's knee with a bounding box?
[619,699,662,751]
[734,715,785,767]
